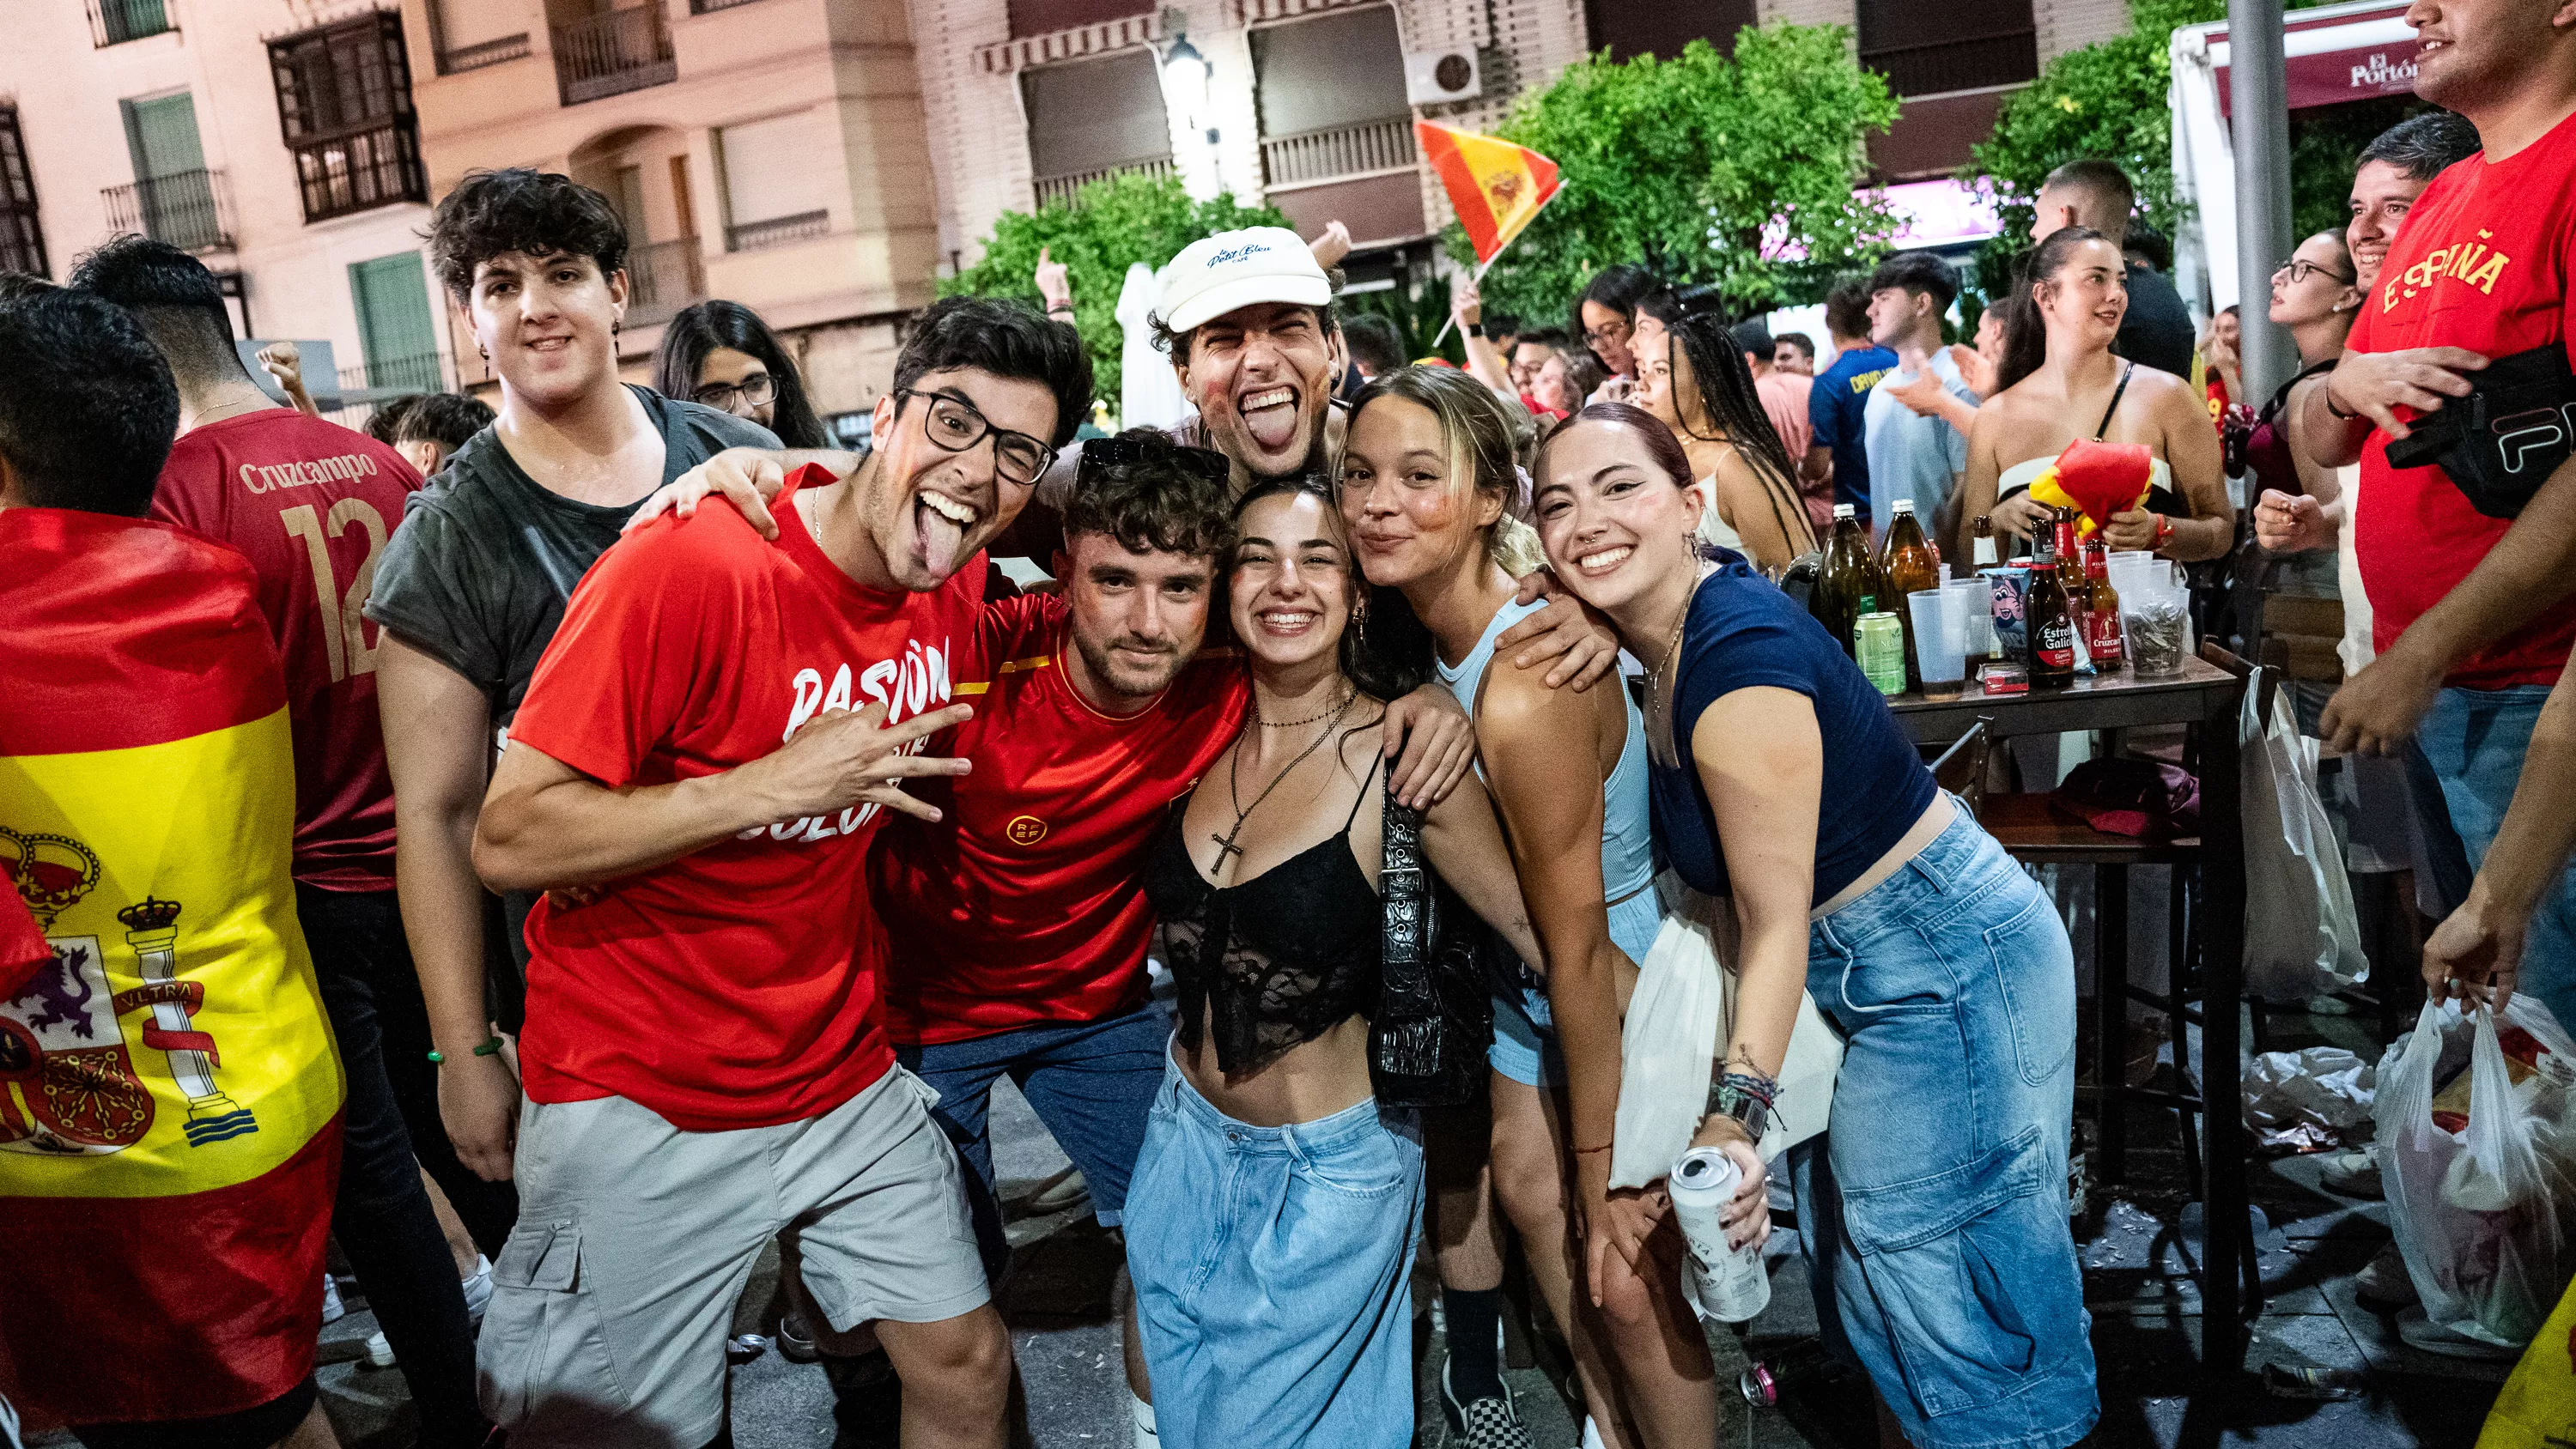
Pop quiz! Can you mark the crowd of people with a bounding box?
[3,1,2575,1446]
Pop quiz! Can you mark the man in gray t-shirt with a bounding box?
[370,385,774,743]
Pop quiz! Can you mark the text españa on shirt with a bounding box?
[734,633,955,843]
[2383,227,2515,312]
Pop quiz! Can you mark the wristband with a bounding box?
[1046,301,1074,318]
[428,1035,504,1065]
[2154,514,2176,552]
[2324,391,2359,421]
[1465,321,1484,338]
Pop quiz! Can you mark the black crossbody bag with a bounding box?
[2383,343,2576,519]
[1371,761,1494,1106]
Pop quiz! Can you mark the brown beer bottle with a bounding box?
[1879,500,1941,690]
[2082,538,2124,670]
[2026,527,2077,690]
[1811,503,1886,661]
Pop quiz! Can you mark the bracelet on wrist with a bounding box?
[2324,392,2359,421]
[1464,320,1484,337]
[428,1035,504,1065]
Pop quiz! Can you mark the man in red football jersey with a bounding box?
[468,296,1089,1449]
[868,433,1240,1440]
[72,237,489,1449]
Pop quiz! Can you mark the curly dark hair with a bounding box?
[395,392,497,453]
[653,300,828,449]
[425,168,627,302]
[1065,428,1236,561]
[896,295,1094,448]
[0,286,178,516]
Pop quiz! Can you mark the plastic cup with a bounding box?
[1947,579,1994,674]
[1908,589,1967,698]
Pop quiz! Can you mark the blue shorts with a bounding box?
[1124,1052,1424,1449]
[1800,804,2098,1449]
[1490,889,1662,1087]
[899,1000,1170,1232]
[2421,685,2576,1031]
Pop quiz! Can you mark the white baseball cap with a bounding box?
[1157,227,1333,335]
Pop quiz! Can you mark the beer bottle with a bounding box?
[2027,535,2077,691]
[2082,538,2124,671]
[2051,509,2096,675]
[1811,504,1886,662]
[1971,515,2000,569]
[1879,500,1941,690]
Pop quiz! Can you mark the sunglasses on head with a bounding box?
[1076,437,1231,486]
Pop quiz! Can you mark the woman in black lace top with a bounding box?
[1127,479,1537,1448]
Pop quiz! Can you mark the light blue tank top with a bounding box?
[1435,596,1660,962]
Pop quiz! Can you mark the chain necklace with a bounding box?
[1212,690,1356,867]
[1644,561,1716,769]
[183,394,272,433]
[1257,684,1355,728]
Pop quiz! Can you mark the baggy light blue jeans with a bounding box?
[2419,685,2576,1031]
[1795,803,2099,1449]
[1122,1051,1425,1449]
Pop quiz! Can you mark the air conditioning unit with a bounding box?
[1403,48,1480,106]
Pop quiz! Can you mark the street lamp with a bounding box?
[1159,10,1222,199]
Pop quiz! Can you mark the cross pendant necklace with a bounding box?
[1212,689,1353,870]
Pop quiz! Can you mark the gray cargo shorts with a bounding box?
[477,1066,989,1447]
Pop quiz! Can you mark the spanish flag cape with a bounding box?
[0,508,343,1424]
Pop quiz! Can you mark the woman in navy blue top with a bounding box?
[1531,403,2099,1449]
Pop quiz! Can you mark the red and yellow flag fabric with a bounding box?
[1417,119,1563,267]
[0,508,343,1424]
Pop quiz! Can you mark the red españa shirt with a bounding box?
[505,469,981,1131]
[2348,108,2576,688]
[149,409,421,888]
[872,593,1249,1045]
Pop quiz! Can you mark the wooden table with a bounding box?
[1886,654,2254,1371]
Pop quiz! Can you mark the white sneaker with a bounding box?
[2320,1148,2383,1200]
[2355,1243,2418,1308]
[363,1329,396,1368]
[320,1272,345,1324]
[460,1253,492,1326]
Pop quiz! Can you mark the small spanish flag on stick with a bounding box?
[1417,119,1563,270]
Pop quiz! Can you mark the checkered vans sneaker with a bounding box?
[1442,1359,1533,1449]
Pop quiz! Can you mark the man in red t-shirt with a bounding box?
[70,237,498,1449]
[868,435,1244,1421]
[2299,0,2576,1027]
[470,297,1089,1449]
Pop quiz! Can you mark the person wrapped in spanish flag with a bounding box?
[0,282,345,1449]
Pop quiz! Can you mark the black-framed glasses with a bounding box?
[1583,318,1631,348]
[1076,436,1230,487]
[896,388,1058,487]
[2273,257,2356,286]
[691,372,776,412]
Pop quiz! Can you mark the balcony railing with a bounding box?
[339,353,447,397]
[438,32,530,74]
[293,124,428,223]
[726,209,829,252]
[1861,29,2038,98]
[89,0,174,46]
[624,237,705,328]
[1031,156,1175,210]
[553,6,677,106]
[1260,116,1417,190]
[103,169,233,253]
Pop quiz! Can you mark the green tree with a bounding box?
[940,172,1287,404]
[1964,0,2349,299]
[1454,23,1903,324]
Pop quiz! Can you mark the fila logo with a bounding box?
[2492,404,2576,476]
[1004,815,1048,846]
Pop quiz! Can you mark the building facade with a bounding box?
[401,0,940,432]
[2,0,449,409]
[906,0,1592,282]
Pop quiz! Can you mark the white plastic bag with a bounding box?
[1610,891,1843,1191]
[2379,997,2576,1348]
[2241,685,2369,998]
[1611,912,1724,1191]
